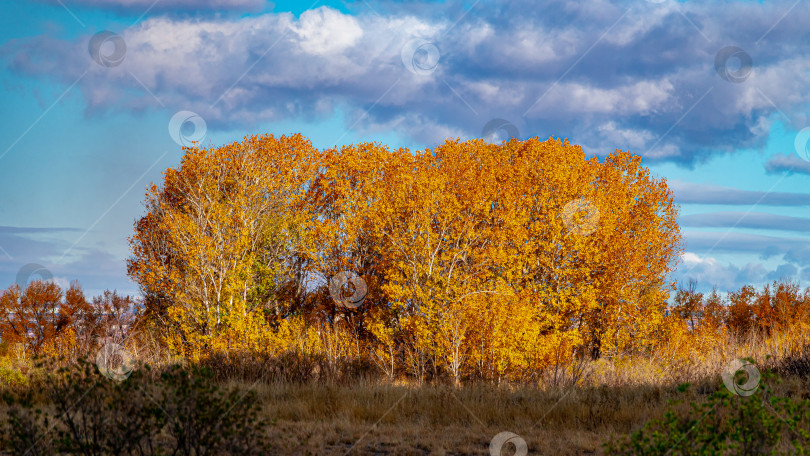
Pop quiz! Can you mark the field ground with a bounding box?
[222,371,810,455]
[4,333,810,455]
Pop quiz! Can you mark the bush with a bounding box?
[158,363,271,455]
[0,357,273,455]
[604,367,810,455]
[769,344,810,379]
[46,359,165,455]
[1,385,54,456]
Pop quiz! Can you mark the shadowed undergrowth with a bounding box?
[3,347,810,455]
[0,359,272,456]
[3,332,810,455]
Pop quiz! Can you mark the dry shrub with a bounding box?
[197,349,379,385]
[0,358,273,456]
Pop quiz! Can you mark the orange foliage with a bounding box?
[0,280,132,359]
[128,134,683,382]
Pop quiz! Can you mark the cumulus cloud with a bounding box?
[678,230,810,286]
[784,246,810,267]
[766,263,799,282]
[674,252,795,292]
[293,7,363,55]
[6,0,810,163]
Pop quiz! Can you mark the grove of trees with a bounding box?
[0,282,136,360]
[126,134,683,383]
[2,134,810,386]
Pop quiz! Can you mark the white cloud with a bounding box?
[294,7,364,56]
[765,153,810,176]
[597,121,654,150]
[674,252,769,291]
[51,276,72,290]
[528,79,674,117]
[8,0,810,164]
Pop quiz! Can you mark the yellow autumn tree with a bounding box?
[128,133,319,360]
[128,133,682,381]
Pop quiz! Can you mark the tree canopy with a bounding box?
[127,134,683,382]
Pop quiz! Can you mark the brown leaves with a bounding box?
[0,280,134,359]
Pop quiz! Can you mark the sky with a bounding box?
[0,0,809,299]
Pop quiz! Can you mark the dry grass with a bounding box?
[226,377,767,455]
[239,380,653,455]
[208,331,810,455]
[219,365,807,454]
[5,330,810,455]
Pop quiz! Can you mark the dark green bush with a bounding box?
[0,357,272,456]
[46,359,165,455]
[1,385,54,456]
[158,364,271,455]
[604,366,810,455]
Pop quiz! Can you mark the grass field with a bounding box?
[223,365,809,455]
[4,337,810,456]
[231,378,684,455]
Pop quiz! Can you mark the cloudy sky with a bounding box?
[1,0,809,298]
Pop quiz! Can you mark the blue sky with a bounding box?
[1,0,809,298]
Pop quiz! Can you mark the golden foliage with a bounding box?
[128,134,684,382]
